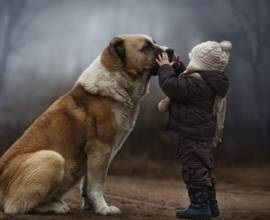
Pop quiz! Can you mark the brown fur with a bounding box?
[0,34,164,214]
[0,84,117,212]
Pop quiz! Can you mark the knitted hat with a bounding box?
[185,41,232,73]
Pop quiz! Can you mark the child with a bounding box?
[155,41,231,219]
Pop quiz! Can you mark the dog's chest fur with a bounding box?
[77,55,149,160]
[110,104,140,159]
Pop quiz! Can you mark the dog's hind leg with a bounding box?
[33,199,70,214]
[3,150,65,214]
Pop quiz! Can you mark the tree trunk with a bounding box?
[0,0,26,93]
[0,42,9,92]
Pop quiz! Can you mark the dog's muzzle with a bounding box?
[150,48,175,76]
[165,48,175,62]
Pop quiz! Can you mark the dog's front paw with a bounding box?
[95,205,121,215]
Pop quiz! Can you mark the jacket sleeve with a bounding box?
[158,64,189,102]
[173,61,186,76]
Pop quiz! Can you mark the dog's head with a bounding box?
[101,34,174,79]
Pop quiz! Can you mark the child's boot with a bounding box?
[176,188,211,220]
[209,186,220,217]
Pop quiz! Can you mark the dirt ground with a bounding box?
[0,176,270,220]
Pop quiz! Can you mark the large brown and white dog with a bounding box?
[0,34,170,215]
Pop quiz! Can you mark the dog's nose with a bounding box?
[165,48,174,62]
[165,48,174,54]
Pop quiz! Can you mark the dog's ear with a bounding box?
[109,37,126,63]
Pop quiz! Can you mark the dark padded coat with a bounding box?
[158,64,229,141]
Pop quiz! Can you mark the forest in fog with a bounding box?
[0,0,269,165]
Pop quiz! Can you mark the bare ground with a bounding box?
[1,176,270,220]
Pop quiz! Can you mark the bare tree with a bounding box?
[0,0,48,91]
[227,0,270,149]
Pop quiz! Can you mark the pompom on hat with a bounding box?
[185,41,232,73]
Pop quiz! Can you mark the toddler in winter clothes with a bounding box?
[155,41,231,219]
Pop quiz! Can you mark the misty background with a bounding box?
[0,0,269,173]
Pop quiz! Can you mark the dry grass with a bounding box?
[110,153,270,190]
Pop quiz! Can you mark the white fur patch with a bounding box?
[76,55,151,160]
[76,55,134,108]
[160,45,169,51]
[89,184,107,209]
[88,183,121,215]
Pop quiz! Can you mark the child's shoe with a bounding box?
[176,188,211,220]
[209,186,220,217]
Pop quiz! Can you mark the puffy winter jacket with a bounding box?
[158,64,229,141]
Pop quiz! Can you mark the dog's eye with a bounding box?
[141,41,154,52]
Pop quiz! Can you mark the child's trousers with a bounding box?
[178,136,215,189]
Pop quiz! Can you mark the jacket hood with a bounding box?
[200,71,229,97]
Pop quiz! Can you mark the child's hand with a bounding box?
[172,54,180,67]
[155,52,174,66]
[173,54,181,66]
